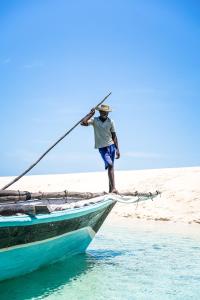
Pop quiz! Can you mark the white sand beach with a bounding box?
[0,166,199,225]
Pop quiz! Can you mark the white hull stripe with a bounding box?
[0,226,96,253]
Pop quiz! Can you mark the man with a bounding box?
[81,104,120,193]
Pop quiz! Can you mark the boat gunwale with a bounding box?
[0,196,115,227]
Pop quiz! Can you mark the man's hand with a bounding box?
[116,149,120,159]
[89,108,95,116]
[81,108,95,126]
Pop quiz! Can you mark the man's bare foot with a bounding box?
[111,189,119,194]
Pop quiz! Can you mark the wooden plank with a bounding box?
[0,204,51,216]
[0,190,161,203]
[0,190,27,197]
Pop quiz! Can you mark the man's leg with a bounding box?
[99,145,117,193]
[109,180,112,193]
[108,164,117,193]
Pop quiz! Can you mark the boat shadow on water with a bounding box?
[0,249,123,300]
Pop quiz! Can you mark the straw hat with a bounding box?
[96,104,112,112]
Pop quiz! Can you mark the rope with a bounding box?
[112,191,161,204]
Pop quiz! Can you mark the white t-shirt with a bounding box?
[88,117,116,149]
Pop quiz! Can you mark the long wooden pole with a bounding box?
[1,92,112,190]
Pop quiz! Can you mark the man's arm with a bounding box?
[81,108,95,126]
[111,132,120,159]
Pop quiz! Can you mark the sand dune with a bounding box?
[0,166,199,224]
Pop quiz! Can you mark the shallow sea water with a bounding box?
[0,219,200,300]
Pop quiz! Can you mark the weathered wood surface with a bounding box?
[0,190,28,196]
[0,191,105,202]
[0,190,160,203]
[0,204,51,216]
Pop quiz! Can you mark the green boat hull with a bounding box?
[0,198,115,281]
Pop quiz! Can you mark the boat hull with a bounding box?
[0,198,115,281]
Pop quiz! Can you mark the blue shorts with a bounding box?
[99,144,116,169]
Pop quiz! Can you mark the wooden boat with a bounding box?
[0,195,115,281]
[0,92,160,281]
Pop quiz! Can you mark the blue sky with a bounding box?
[0,0,200,176]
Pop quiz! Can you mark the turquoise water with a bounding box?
[0,220,200,300]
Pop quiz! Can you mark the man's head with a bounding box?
[96,104,112,120]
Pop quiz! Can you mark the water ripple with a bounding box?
[0,223,200,300]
